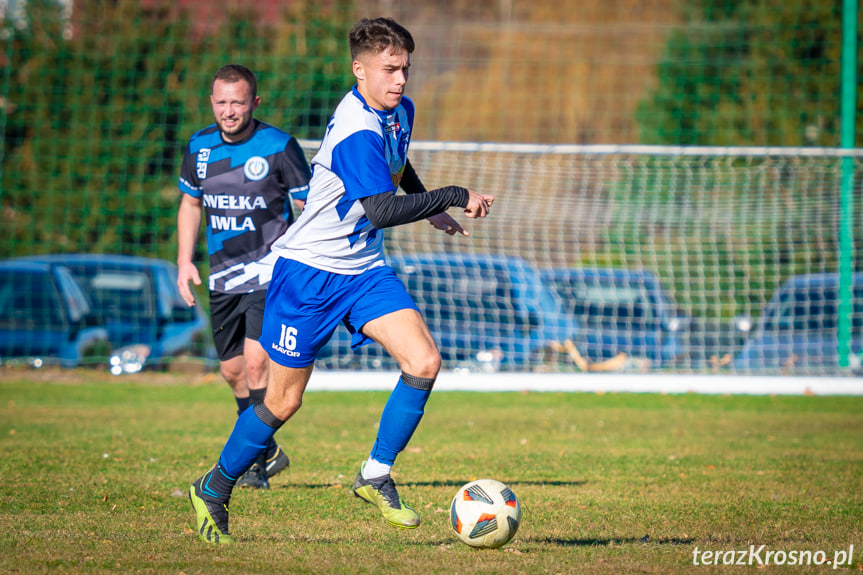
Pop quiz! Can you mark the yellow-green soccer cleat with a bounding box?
[352,462,420,529]
[189,474,233,544]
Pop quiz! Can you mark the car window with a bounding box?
[396,262,522,329]
[85,271,157,323]
[536,282,563,316]
[0,270,65,329]
[773,286,838,333]
[54,267,91,322]
[549,276,653,328]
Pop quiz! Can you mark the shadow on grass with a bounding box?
[532,536,696,546]
[276,479,588,489]
[507,480,588,487]
[396,535,697,548]
[410,479,588,488]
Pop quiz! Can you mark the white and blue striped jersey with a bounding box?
[270,87,414,274]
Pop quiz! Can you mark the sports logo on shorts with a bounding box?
[244,156,269,181]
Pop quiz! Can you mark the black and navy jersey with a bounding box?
[179,120,310,294]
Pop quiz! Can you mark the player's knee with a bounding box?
[271,395,302,421]
[402,351,440,380]
[427,352,442,377]
[220,363,243,388]
[246,359,269,387]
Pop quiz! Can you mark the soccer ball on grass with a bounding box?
[449,478,521,549]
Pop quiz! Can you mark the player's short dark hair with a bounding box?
[212,64,257,98]
[349,17,414,61]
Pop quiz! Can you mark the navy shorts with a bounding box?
[260,258,419,367]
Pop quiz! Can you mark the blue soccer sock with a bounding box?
[247,388,278,459]
[368,373,435,468]
[208,403,285,497]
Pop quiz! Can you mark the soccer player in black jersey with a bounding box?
[177,65,311,489]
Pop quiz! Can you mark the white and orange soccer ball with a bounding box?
[449,478,521,549]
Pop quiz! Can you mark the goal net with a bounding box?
[300,141,863,376]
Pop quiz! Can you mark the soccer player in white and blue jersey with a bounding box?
[188,18,494,544]
[178,65,311,491]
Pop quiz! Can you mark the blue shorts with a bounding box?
[260,258,419,367]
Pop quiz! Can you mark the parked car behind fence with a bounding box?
[15,254,213,374]
[734,272,863,374]
[539,267,691,369]
[0,259,111,368]
[317,253,581,372]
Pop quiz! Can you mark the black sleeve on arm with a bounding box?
[399,159,428,194]
[283,137,312,183]
[360,186,470,229]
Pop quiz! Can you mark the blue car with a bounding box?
[539,267,690,368]
[15,254,213,374]
[734,272,863,374]
[318,253,580,372]
[0,260,111,367]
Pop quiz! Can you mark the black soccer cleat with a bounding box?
[265,444,291,479]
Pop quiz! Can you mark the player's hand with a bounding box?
[464,190,495,219]
[427,212,468,236]
[177,261,202,307]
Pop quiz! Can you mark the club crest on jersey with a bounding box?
[384,121,401,134]
[244,156,269,181]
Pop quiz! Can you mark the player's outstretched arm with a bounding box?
[401,160,493,235]
[361,180,494,232]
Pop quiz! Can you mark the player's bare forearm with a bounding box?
[177,195,202,261]
[176,195,203,306]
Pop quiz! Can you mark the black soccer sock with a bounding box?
[235,395,250,417]
[249,388,266,406]
[201,463,237,501]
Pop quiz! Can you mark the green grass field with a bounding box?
[1,368,861,574]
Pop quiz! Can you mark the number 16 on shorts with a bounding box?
[279,324,297,350]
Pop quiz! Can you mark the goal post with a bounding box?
[299,140,863,376]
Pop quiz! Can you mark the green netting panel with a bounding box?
[365,143,862,376]
[0,0,859,375]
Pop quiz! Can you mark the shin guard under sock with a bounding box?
[369,373,434,466]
